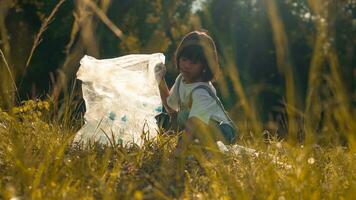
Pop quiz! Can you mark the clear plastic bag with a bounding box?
[74,53,165,146]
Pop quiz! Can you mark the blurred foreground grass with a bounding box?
[0,100,355,199]
[0,0,355,199]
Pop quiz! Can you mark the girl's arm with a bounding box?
[158,79,175,114]
[155,63,176,114]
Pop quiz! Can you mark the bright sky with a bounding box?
[192,0,207,13]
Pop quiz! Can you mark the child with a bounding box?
[154,31,237,154]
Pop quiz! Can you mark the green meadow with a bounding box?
[0,0,355,199]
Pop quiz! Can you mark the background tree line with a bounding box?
[0,0,354,144]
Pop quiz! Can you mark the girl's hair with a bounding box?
[175,31,221,82]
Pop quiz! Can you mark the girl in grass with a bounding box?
[155,31,237,154]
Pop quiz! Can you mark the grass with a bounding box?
[0,0,355,199]
[0,100,355,199]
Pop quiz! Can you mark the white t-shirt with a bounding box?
[166,74,229,125]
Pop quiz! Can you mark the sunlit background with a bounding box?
[1,0,354,143]
[0,0,355,199]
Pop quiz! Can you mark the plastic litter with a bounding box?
[74,53,165,146]
[217,141,292,169]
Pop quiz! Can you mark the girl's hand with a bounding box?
[154,63,166,83]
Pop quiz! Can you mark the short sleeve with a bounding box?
[188,88,216,125]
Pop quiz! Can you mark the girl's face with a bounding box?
[178,57,205,83]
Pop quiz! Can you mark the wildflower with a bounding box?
[134,191,143,200]
[12,107,20,114]
[278,196,286,200]
[195,193,204,199]
[307,157,315,165]
[43,101,50,110]
[276,142,282,149]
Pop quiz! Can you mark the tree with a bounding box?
[196,0,355,143]
[0,0,196,99]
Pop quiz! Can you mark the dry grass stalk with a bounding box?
[25,0,66,69]
[266,0,298,144]
[0,48,19,101]
[0,0,12,59]
[64,12,81,55]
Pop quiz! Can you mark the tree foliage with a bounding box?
[0,0,355,143]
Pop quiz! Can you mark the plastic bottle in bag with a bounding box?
[74,53,165,146]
